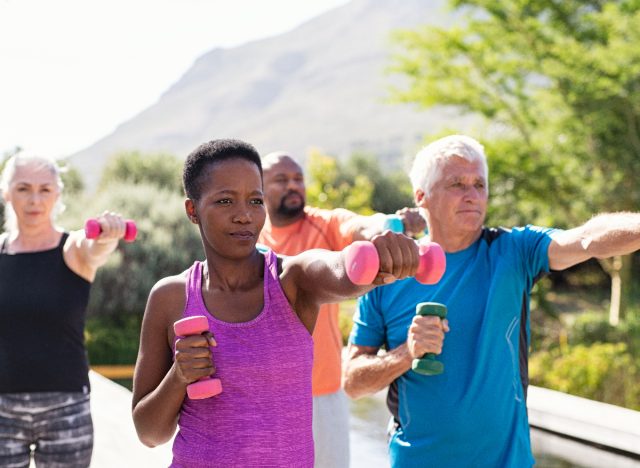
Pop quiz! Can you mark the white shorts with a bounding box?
[313,389,350,468]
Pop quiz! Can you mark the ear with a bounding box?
[414,189,427,208]
[185,199,199,224]
[2,190,10,204]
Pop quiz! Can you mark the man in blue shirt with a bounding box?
[343,134,640,467]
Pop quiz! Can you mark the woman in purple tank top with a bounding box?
[132,139,422,467]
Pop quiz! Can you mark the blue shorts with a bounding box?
[0,392,93,468]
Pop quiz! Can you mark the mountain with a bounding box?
[70,0,467,188]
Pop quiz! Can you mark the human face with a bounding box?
[3,163,60,230]
[419,156,487,241]
[187,158,266,258]
[263,156,305,219]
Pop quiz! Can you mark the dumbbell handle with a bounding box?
[412,302,448,375]
[173,315,222,399]
[85,218,137,242]
[344,240,446,285]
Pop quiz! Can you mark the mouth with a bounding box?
[283,192,303,204]
[230,231,255,241]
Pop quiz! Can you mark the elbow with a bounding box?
[342,370,367,400]
[136,429,173,448]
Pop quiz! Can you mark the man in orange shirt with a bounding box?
[259,151,425,467]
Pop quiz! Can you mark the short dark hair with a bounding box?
[183,139,263,200]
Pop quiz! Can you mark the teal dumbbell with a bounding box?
[383,214,404,233]
[411,302,448,375]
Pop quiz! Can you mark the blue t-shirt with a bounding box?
[350,225,556,468]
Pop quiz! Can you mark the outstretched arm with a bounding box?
[347,208,427,241]
[280,231,421,332]
[549,212,640,271]
[64,212,127,282]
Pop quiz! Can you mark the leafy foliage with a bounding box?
[390,0,640,225]
[530,342,640,409]
[305,149,414,215]
[98,151,184,194]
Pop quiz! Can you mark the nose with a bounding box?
[232,205,252,224]
[463,185,481,202]
[286,177,303,191]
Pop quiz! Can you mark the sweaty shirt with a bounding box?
[259,206,357,396]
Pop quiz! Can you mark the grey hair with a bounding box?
[1,153,66,233]
[409,135,488,197]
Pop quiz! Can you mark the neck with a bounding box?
[203,249,263,292]
[428,226,482,253]
[10,224,61,252]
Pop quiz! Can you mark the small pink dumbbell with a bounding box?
[173,315,223,399]
[344,240,446,285]
[85,218,137,242]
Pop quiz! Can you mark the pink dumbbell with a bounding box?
[344,240,446,285]
[85,218,137,242]
[173,315,223,399]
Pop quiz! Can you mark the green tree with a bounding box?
[98,150,184,194]
[390,0,640,321]
[305,150,415,215]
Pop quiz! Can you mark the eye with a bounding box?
[216,198,232,205]
[250,198,264,205]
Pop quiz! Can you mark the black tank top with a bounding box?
[0,233,92,393]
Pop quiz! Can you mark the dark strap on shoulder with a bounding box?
[0,233,8,254]
[481,226,510,246]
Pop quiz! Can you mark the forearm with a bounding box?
[583,212,640,258]
[343,343,413,399]
[348,213,387,241]
[132,365,187,447]
[551,212,640,270]
[85,238,119,268]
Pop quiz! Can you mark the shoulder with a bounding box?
[145,271,190,324]
[150,271,188,301]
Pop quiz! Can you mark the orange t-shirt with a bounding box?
[258,206,357,396]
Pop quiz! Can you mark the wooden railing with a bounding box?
[91,365,135,379]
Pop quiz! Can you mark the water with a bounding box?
[348,392,640,468]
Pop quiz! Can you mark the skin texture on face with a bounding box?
[3,163,60,231]
[417,156,488,252]
[262,154,306,225]
[186,158,266,260]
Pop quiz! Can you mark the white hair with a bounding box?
[1,153,66,233]
[409,135,488,196]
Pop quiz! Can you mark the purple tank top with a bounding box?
[170,249,314,467]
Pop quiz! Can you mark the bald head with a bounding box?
[262,151,303,173]
[261,151,306,224]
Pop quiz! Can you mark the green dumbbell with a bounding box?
[411,302,448,375]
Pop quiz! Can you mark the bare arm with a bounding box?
[347,208,426,241]
[280,231,421,333]
[64,212,127,282]
[549,212,640,271]
[342,343,413,399]
[343,316,448,399]
[132,277,214,447]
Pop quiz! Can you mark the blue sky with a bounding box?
[0,0,348,158]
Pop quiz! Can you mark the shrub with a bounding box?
[85,315,141,365]
[530,342,640,410]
